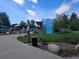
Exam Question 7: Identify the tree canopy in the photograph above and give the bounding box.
[54,12,79,32]
[0,12,11,27]
[19,21,27,29]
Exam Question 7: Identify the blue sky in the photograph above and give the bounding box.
[0,0,79,24]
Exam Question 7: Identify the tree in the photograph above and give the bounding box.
[54,12,79,32]
[53,19,61,32]
[54,14,69,32]
[27,20,30,26]
[69,12,79,30]
[54,14,62,32]
[27,20,36,29]
[30,20,35,29]
[70,12,78,21]
[19,21,27,29]
[60,15,69,28]
[0,12,11,27]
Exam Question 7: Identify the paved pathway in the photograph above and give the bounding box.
[0,34,63,59]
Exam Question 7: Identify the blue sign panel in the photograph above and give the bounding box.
[42,19,54,34]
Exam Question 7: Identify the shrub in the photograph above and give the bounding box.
[17,32,79,44]
[60,29,72,33]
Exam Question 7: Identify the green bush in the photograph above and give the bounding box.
[60,29,72,34]
[17,32,79,44]
[17,35,29,43]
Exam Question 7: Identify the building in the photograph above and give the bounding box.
[0,25,8,33]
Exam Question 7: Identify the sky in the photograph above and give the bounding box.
[0,0,79,24]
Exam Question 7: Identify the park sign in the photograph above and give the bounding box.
[42,19,54,34]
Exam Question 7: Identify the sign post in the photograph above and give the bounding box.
[27,26,30,44]
[42,19,54,34]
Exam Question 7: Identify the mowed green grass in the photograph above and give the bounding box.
[17,32,79,44]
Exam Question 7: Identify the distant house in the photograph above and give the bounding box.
[35,21,42,32]
[0,25,8,33]
[10,24,20,33]
[36,21,42,28]
[11,24,27,33]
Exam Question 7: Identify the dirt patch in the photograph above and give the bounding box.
[37,42,79,57]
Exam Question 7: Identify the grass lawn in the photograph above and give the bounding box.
[17,32,79,44]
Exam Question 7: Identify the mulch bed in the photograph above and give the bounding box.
[36,42,79,57]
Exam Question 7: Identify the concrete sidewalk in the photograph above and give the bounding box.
[0,34,63,59]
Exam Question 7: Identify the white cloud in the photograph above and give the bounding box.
[26,9,37,17]
[70,0,79,4]
[55,0,79,15]
[13,0,25,5]
[29,0,38,3]
[55,4,70,15]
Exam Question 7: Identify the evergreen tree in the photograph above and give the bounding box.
[19,21,26,29]
[0,12,11,27]
[69,12,79,30]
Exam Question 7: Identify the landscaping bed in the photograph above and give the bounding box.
[37,42,79,57]
[17,32,79,44]
[17,32,79,57]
